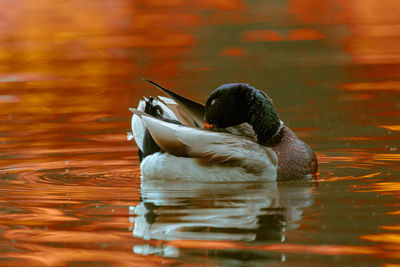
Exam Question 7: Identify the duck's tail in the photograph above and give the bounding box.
[129,97,181,162]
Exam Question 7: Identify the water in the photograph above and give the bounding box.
[0,0,399,266]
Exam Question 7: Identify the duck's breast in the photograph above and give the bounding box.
[271,126,317,180]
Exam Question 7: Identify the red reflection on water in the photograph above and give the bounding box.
[0,0,399,265]
[242,28,325,42]
[221,46,245,56]
[287,28,325,41]
[243,30,283,42]
[139,0,245,10]
[288,0,349,25]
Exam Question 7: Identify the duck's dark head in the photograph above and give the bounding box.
[204,83,281,145]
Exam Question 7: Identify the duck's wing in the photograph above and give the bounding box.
[141,115,278,174]
[144,79,205,128]
[157,96,199,128]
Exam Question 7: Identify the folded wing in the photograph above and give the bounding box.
[141,116,278,175]
[144,79,205,128]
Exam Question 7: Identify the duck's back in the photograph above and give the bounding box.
[271,126,317,180]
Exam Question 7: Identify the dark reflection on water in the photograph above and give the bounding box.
[0,0,399,266]
[132,180,313,253]
[131,180,313,264]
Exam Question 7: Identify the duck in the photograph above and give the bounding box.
[128,80,317,181]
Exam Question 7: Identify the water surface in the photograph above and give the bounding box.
[0,0,399,266]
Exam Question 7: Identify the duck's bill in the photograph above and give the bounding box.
[204,121,216,129]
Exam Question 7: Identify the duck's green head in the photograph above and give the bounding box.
[204,83,281,144]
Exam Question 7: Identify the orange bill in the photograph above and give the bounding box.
[204,121,216,129]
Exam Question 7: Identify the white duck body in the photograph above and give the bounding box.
[129,96,278,181]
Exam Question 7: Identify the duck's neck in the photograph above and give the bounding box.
[247,92,281,146]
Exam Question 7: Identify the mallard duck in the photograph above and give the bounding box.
[128,80,317,181]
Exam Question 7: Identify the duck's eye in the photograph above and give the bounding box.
[210,99,216,106]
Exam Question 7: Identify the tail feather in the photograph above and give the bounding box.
[130,97,182,162]
[143,79,205,127]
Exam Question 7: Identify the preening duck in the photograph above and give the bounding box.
[129,80,317,181]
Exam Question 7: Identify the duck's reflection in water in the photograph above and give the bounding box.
[130,178,314,262]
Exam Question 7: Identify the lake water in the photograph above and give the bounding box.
[0,0,399,266]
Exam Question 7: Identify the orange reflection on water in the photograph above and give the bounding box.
[3,243,175,267]
[0,176,142,265]
[317,149,399,171]
[288,0,400,147]
[4,229,131,243]
[317,171,382,183]
[354,182,400,195]
[373,154,400,162]
[290,0,400,65]
[360,233,400,260]
[381,225,400,231]
[380,125,400,132]
[361,234,400,245]
[0,207,79,226]
[387,210,400,215]
[339,81,400,91]
[353,177,400,260]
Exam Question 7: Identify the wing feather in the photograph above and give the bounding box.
[158,96,198,127]
[141,116,278,174]
[144,79,205,127]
